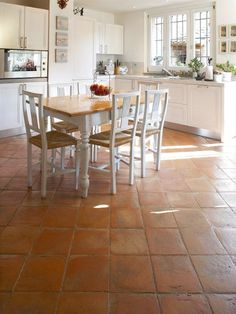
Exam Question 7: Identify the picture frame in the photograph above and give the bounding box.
[219,25,227,38]
[55,49,68,63]
[219,41,227,54]
[229,25,236,37]
[229,40,236,53]
[55,32,68,47]
[56,16,68,31]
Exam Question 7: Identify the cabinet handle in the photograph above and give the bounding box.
[20,37,24,48]
[197,85,209,88]
[19,84,23,95]
[24,37,27,48]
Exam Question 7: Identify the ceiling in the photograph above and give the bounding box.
[82,0,194,13]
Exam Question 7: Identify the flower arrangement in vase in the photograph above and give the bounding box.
[188,58,204,80]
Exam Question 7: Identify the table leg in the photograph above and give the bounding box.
[80,116,90,198]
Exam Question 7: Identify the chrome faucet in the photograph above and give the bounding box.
[162,67,173,76]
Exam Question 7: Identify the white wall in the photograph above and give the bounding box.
[48,1,114,84]
[216,0,236,64]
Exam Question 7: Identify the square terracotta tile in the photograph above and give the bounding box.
[0,177,11,189]
[195,192,228,208]
[22,191,55,206]
[111,229,148,255]
[77,207,109,228]
[110,255,155,292]
[136,178,163,193]
[10,206,47,226]
[64,256,109,291]
[159,294,212,314]
[202,208,236,228]
[0,191,27,207]
[139,192,169,207]
[111,192,140,209]
[0,226,40,254]
[4,292,58,314]
[215,228,236,254]
[0,255,25,291]
[222,168,236,179]
[57,292,108,314]
[201,167,229,180]
[16,256,65,291]
[167,192,199,208]
[180,226,226,254]
[160,178,191,192]
[152,255,202,293]
[110,293,160,314]
[142,207,177,228]
[0,293,10,313]
[80,194,112,209]
[208,294,236,314]
[32,229,73,255]
[42,207,78,228]
[146,228,187,255]
[174,208,210,228]
[192,255,236,293]
[111,207,143,229]
[220,192,236,207]
[185,177,215,192]
[210,179,236,192]
[71,229,109,255]
[51,191,82,206]
[0,207,17,226]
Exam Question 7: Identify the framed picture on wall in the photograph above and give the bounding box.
[219,41,227,54]
[56,16,68,31]
[229,25,236,37]
[55,49,68,63]
[55,32,68,47]
[219,25,227,38]
[229,40,236,53]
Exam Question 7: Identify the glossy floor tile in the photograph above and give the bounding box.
[1,129,236,313]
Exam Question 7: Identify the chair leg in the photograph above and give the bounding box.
[110,147,116,194]
[115,147,120,171]
[41,148,47,198]
[156,133,162,171]
[51,149,56,173]
[61,147,65,170]
[27,142,33,188]
[75,144,80,190]
[129,141,135,185]
[141,136,146,178]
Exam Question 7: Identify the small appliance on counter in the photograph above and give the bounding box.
[104,59,114,75]
[0,49,48,79]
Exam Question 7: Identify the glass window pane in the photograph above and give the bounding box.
[151,16,164,66]
[194,11,211,64]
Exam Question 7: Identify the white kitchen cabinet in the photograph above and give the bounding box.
[0,2,48,50]
[0,81,47,138]
[96,23,123,55]
[72,17,95,80]
[161,82,188,125]
[188,85,222,134]
[115,78,135,91]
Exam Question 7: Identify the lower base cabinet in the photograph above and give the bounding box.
[0,81,47,138]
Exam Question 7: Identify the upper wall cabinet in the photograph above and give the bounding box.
[0,3,48,50]
[95,23,123,55]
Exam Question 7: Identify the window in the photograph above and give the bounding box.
[151,17,164,66]
[169,14,187,66]
[194,11,211,64]
[148,5,214,70]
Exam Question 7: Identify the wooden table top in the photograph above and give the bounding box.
[43,95,112,117]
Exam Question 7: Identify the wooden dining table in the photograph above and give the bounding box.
[43,94,113,198]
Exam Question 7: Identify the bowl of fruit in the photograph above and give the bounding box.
[90,83,111,98]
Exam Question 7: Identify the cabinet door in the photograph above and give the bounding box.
[161,82,187,104]
[0,83,23,131]
[72,17,95,79]
[105,24,123,55]
[115,78,134,91]
[188,85,222,133]
[0,3,24,49]
[95,22,105,54]
[166,103,188,125]
[24,7,48,50]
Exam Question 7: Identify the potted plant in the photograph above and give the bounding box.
[213,69,223,83]
[188,58,204,80]
[216,61,235,81]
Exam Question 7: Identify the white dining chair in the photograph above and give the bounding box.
[22,90,80,198]
[89,91,141,194]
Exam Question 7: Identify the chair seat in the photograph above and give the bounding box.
[51,121,79,133]
[89,130,132,148]
[124,122,160,137]
[29,130,77,149]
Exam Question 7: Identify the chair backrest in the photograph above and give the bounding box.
[22,90,47,146]
[143,89,169,132]
[48,83,73,97]
[110,91,140,145]
[137,80,160,93]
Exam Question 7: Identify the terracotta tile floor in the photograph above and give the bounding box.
[1,129,236,313]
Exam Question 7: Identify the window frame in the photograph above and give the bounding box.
[147,4,215,72]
